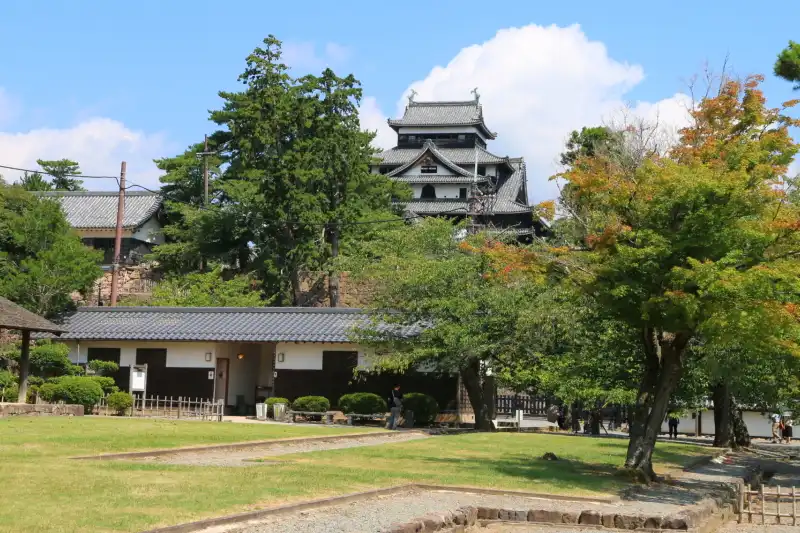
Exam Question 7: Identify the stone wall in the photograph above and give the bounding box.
[0,403,84,417]
[77,265,162,306]
[297,271,376,308]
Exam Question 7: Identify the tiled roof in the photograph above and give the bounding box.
[388,99,496,139]
[44,307,413,343]
[36,191,162,230]
[387,141,473,178]
[402,200,468,215]
[375,146,507,166]
[0,297,65,333]
[393,175,485,184]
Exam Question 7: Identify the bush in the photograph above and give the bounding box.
[106,391,133,415]
[51,377,104,413]
[88,360,119,376]
[265,396,289,417]
[0,370,18,402]
[402,393,440,426]
[291,396,330,413]
[37,382,60,402]
[338,392,386,414]
[29,341,74,378]
[87,376,119,395]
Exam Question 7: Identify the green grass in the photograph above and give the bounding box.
[0,417,709,533]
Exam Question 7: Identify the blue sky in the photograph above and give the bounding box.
[0,0,797,199]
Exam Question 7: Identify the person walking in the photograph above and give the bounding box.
[771,411,783,443]
[668,415,679,440]
[387,384,403,430]
[784,414,794,444]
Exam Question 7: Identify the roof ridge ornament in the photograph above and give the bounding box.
[408,89,418,104]
[471,87,480,103]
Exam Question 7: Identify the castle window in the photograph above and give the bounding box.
[421,184,436,199]
[459,187,467,199]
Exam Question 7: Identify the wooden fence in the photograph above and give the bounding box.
[93,395,223,421]
[496,394,550,417]
[739,484,800,525]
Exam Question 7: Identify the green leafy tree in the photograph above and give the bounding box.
[19,171,52,191]
[345,218,543,430]
[153,36,403,304]
[548,75,800,479]
[0,184,102,316]
[775,41,800,90]
[37,159,84,191]
[144,267,265,307]
[559,126,623,167]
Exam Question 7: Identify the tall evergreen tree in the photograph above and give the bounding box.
[37,159,84,191]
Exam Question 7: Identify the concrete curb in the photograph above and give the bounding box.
[138,485,613,533]
[71,429,420,460]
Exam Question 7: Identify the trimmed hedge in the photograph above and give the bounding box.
[107,391,133,415]
[291,396,330,413]
[265,396,289,417]
[51,377,104,414]
[403,393,440,426]
[338,392,386,414]
[87,376,119,395]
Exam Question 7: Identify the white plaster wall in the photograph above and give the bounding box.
[398,126,487,141]
[658,410,777,438]
[131,217,165,245]
[274,343,367,370]
[63,340,216,368]
[410,183,466,199]
[216,343,263,405]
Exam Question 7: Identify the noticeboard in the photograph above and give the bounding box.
[130,364,147,392]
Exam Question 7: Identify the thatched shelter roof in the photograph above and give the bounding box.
[0,297,65,334]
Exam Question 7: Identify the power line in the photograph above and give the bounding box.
[0,163,119,180]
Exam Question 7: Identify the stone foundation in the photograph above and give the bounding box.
[0,402,84,417]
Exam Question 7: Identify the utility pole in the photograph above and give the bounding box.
[110,161,126,306]
[197,134,215,206]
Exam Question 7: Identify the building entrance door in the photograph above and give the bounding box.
[214,358,229,406]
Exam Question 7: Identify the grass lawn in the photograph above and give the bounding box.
[0,417,709,533]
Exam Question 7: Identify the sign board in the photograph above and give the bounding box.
[208,370,214,380]
[130,364,147,393]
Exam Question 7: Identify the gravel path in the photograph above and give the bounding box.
[132,431,429,467]
[716,521,800,533]
[209,488,692,533]
[477,525,598,532]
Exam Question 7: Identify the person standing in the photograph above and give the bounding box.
[771,411,783,443]
[784,414,794,444]
[668,415,679,440]
[387,384,403,430]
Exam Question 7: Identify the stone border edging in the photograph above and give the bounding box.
[70,429,416,460]
[138,485,614,533]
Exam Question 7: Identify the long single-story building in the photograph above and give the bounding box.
[49,306,456,415]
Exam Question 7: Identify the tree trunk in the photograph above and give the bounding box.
[589,408,601,435]
[460,360,493,431]
[624,329,688,482]
[732,405,751,448]
[17,330,30,403]
[712,383,733,448]
[328,224,340,307]
[290,269,303,306]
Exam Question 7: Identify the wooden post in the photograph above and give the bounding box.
[793,486,796,526]
[778,485,782,524]
[178,396,182,419]
[748,484,753,523]
[109,161,126,306]
[761,484,766,525]
[16,330,31,403]
[739,485,745,523]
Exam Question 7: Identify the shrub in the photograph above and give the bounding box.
[291,396,330,413]
[29,341,74,378]
[0,370,18,402]
[106,391,133,415]
[87,376,119,395]
[37,382,60,402]
[402,393,440,426]
[88,360,119,376]
[51,377,104,413]
[265,396,289,417]
[338,392,386,414]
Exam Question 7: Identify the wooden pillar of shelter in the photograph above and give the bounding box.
[17,330,31,403]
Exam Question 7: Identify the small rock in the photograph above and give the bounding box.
[661,516,689,530]
[602,513,616,528]
[643,517,662,529]
[562,512,579,524]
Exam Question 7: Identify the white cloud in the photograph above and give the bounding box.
[359,96,395,150]
[364,24,692,202]
[0,115,172,191]
[283,41,351,72]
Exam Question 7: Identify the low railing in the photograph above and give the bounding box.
[93,395,223,422]
[739,484,800,525]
